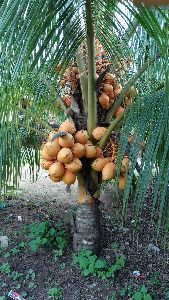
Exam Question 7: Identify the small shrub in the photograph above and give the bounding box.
[28,221,69,252]
[73,250,125,279]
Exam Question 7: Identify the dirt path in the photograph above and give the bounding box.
[15,168,78,206]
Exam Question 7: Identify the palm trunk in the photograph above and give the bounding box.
[72,174,101,255]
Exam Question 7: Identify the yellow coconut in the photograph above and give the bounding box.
[74,130,89,145]
[49,161,65,178]
[84,143,97,158]
[65,158,82,172]
[102,162,116,180]
[91,157,111,172]
[48,131,57,141]
[103,84,113,95]
[95,147,103,158]
[58,120,76,134]
[71,143,85,158]
[49,175,62,182]
[41,149,54,161]
[58,133,74,148]
[92,127,107,141]
[57,148,73,164]
[118,176,126,190]
[62,170,76,185]
[44,140,61,158]
[115,106,125,118]
[41,159,54,170]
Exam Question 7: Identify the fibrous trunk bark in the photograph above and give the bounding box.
[73,202,101,255]
[72,175,101,255]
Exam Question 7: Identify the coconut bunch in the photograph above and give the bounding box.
[56,63,80,108]
[90,126,128,189]
[40,121,104,185]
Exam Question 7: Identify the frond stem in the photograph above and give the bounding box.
[99,112,124,150]
[86,0,97,138]
[76,46,88,112]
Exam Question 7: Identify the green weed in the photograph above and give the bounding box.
[73,250,125,279]
[28,221,69,252]
[132,285,153,300]
[48,286,63,299]
[0,262,11,275]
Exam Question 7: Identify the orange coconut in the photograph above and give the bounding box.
[99,92,110,108]
[114,84,122,98]
[41,149,54,161]
[109,93,115,102]
[71,143,85,158]
[104,73,115,85]
[62,170,76,185]
[62,95,72,107]
[92,127,107,141]
[91,157,111,172]
[95,147,103,158]
[60,79,66,86]
[121,157,129,173]
[44,140,60,158]
[102,102,111,110]
[41,159,54,170]
[72,67,78,74]
[118,176,126,190]
[49,161,65,178]
[102,162,116,180]
[103,84,113,95]
[65,68,71,79]
[57,148,73,164]
[58,133,74,148]
[74,130,89,145]
[58,121,76,134]
[84,143,97,158]
[48,131,57,141]
[49,175,62,182]
[115,106,125,118]
[65,158,82,172]
[126,86,137,98]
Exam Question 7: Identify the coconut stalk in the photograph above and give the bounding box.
[86,0,97,139]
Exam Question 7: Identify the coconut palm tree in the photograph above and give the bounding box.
[0,0,168,253]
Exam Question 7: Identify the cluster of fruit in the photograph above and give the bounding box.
[98,72,123,111]
[41,121,102,185]
[40,121,127,189]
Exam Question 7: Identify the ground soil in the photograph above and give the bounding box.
[0,170,169,299]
